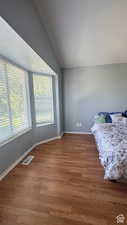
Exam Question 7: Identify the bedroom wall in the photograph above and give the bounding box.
[0,0,63,175]
[63,64,127,133]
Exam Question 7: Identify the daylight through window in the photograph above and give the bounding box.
[0,58,31,144]
[33,74,54,125]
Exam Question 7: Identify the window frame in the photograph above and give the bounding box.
[33,73,55,127]
[0,57,32,146]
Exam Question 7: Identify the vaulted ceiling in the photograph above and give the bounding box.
[34,0,127,68]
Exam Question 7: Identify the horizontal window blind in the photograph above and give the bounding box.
[0,59,11,141]
[33,75,54,124]
[0,58,30,144]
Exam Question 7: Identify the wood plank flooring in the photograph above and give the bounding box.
[0,134,127,225]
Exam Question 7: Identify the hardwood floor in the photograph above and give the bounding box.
[0,134,127,225]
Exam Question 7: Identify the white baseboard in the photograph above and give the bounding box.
[34,136,61,146]
[60,132,64,137]
[0,136,61,181]
[64,131,92,135]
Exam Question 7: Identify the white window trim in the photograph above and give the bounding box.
[36,123,56,128]
[24,71,32,128]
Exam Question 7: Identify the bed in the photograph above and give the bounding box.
[91,121,127,181]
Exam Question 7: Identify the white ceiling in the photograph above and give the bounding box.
[34,0,127,68]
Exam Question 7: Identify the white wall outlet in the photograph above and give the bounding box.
[76,122,82,127]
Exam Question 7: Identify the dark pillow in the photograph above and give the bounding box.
[123,111,127,118]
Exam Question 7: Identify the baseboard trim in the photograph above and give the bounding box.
[34,136,61,147]
[60,132,64,137]
[64,131,92,135]
[0,136,62,181]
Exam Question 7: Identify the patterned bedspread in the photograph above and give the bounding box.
[91,123,127,180]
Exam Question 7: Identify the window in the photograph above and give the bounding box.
[33,74,54,125]
[0,58,31,144]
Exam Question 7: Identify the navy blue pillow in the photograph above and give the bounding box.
[123,111,127,118]
[98,112,121,123]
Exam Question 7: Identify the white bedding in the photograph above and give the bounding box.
[91,122,127,180]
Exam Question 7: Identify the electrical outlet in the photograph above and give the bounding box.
[76,122,82,127]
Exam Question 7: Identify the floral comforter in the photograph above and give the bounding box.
[91,123,127,180]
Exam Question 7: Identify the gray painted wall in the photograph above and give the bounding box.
[63,64,127,132]
[0,0,63,175]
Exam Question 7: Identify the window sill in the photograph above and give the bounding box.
[36,123,56,128]
[0,127,32,148]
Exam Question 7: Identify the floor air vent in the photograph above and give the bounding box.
[21,155,35,165]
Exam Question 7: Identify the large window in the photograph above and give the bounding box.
[33,74,54,125]
[0,58,31,144]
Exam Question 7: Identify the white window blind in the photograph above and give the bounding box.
[33,74,54,125]
[0,59,11,141]
[0,58,30,144]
